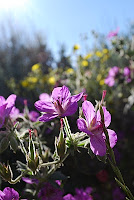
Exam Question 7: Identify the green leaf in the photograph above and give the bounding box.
[10,137,19,152]
[0,137,9,153]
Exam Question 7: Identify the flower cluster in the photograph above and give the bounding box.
[0,85,122,200]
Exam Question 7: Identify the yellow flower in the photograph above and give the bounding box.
[95,51,103,57]
[21,80,29,87]
[84,53,92,60]
[31,63,41,71]
[99,79,105,85]
[73,44,80,51]
[102,48,109,54]
[101,55,109,63]
[96,74,102,81]
[48,76,56,85]
[81,60,88,67]
[27,77,38,83]
[66,68,74,74]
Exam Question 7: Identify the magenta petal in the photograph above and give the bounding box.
[22,177,39,184]
[105,77,115,87]
[62,102,78,117]
[90,134,106,156]
[107,129,117,148]
[52,85,71,101]
[0,104,7,128]
[51,87,62,100]
[39,93,51,101]
[0,190,5,198]
[97,107,111,127]
[6,94,16,108]
[39,113,58,122]
[0,96,5,106]
[82,101,95,126]
[77,118,92,135]
[63,194,75,200]
[61,85,71,99]
[70,92,83,102]
[34,101,55,113]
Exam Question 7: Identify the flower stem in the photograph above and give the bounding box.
[100,105,134,199]
[103,127,134,200]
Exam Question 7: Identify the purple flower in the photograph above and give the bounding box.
[77,101,117,156]
[63,187,93,200]
[9,106,20,121]
[63,194,75,200]
[28,111,39,122]
[112,187,125,200]
[124,67,131,83]
[105,76,115,87]
[39,93,51,101]
[0,187,19,200]
[105,66,119,87]
[38,182,63,200]
[35,85,83,122]
[22,177,39,184]
[109,66,119,77]
[124,67,130,76]
[74,187,93,200]
[107,27,119,39]
[0,95,16,128]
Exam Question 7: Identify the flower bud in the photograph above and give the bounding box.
[28,153,39,173]
[41,149,50,163]
[28,159,37,172]
[0,163,13,182]
[28,130,35,161]
[99,105,104,124]
[56,128,66,159]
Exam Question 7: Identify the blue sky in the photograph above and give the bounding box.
[0,0,134,58]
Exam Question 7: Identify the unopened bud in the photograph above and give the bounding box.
[56,129,66,159]
[99,105,104,124]
[0,163,13,182]
[28,153,39,172]
[60,118,63,128]
[41,149,50,163]
[101,90,107,104]
[24,99,27,106]
[29,129,32,139]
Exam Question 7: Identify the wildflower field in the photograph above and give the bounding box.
[1,26,134,200]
